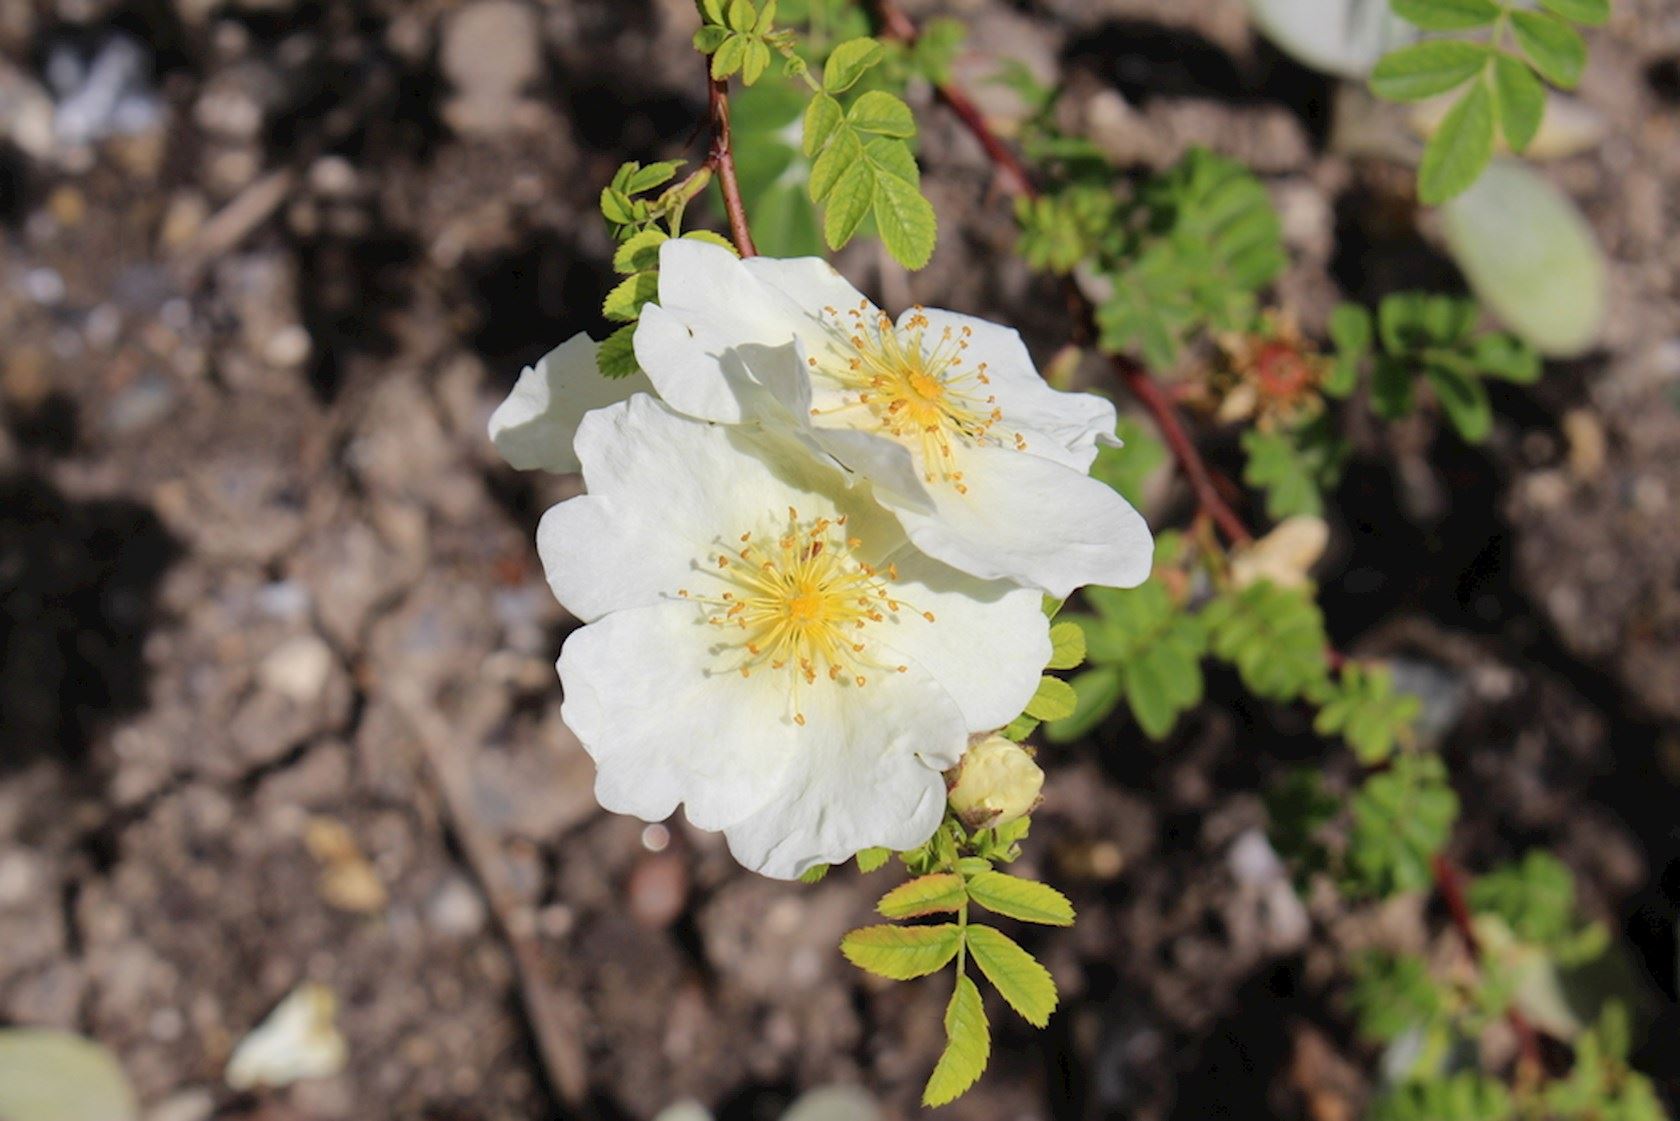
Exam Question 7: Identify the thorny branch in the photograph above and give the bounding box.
[870,0,1548,1073]
[706,71,758,258]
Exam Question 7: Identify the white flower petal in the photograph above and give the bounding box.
[559,602,802,830]
[633,302,769,424]
[887,445,1155,598]
[741,255,873,345]
[909,308,1118,471]
[873,549,1050,731]
[539,394,850,621]
[720,655,961,878]
[488,334,650,473]
[809,426,935,513]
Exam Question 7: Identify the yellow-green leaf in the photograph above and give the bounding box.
[711,33,747,79]
[841,924,962,980]
[1047,620,1086,670]
[808,125,861,203]
[1491,54,1545,153]
[877,873,967,919]
[923,975,990,1107]
[823,37,884,94]
[802,92,843,157]
[741,38,772,86]
[965,925,1058,1026]
[1511,10,1586,88]
[799,863,830,884]
[871,167,936,269]
[1370,40,1489,102]
[846,90,916,137]
[1023,675,1077,722]
[823,160,875,249]
[966,870,1076,927]
[602,271,659,322]
[856,847,893,873]
[611,228,667,274]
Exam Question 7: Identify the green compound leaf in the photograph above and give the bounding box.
[1391,0,1500,30]
[923,974,990,1107]
[1023,675,1078,722]
[1418,78,1496,204]
[597,323,640,379]
[1537,0,1609,26]
[856,847,894,873]
[1370,41,1490,102]
[965,925,1058,1027]
[1311,662,1421,765]
[1492,53,1546,153]
[602,271,660,322]
[966,871,1076,926]
[1511,10,1587,88]
[846,90,917,138]
[1468,850,1578,948]
[877,873,967,919]
[1046,621,1087,671]
[841,924,963,980]
[1203,581,1330,702]
[1242,428,1324,519]
[1346,753,1459,897]
[823,37,885,93]
[611,228,668,274]
[801,92,843,158]
[1349,949,1447,1043]
[1052,580,1208,741]
[871,166,938,269]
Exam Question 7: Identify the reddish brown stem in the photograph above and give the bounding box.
[1433,854,1546,1076]
[706,73,757,258]
[869,0,1251,546]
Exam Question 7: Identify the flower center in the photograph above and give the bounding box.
[808,304,1029,493]
[677,507,936,726]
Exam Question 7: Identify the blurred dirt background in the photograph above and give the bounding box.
[2,0,1679,1118]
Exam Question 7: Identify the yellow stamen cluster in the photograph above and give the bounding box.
[808,303,1023,493]
[677,507,936,726]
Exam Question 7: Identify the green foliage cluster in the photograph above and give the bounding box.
[1330,293,1539,443]
[1240,415,1348,519]
[840,815,1070,1106]
[1372,0,1610,203]
[597,160,739,377]
[1051,577,1207,742]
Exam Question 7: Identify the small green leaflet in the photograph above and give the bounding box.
[1536,0,1609,25]
[1023,675,1078,722]
[1511,10,1587,89]
[965,926,1058,1027]
[823,37,885,93]
[856,846,893,873]
[1046,621,1086,670]
[841,924,963,980]
[1391,0,1500,31]
[1492,55,1546,154]
[597,324,640,379]
[876,873,967,919]
[1048,666,1123,742]
[1419,77,1496,205]
[923,975,989,1107]
[602,271,659,322]
[612,228,667,274]
[1310,663,1420,765]
[1370,41,1490,103]
[966,871,1076,926]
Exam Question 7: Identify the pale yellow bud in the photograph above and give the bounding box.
[946,735,1044,832]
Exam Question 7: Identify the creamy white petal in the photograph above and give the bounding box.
[741,255,873,348]
[872,548,1050,731]
[633,301,768,424]
[808,426,936,513]
[720,651,963,878]
[559,603,800,830]
[488,334,651,473]
[885,445,1155,598]
[909,308,1118,471]
[539,395,853,621]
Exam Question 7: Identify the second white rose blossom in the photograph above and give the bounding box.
[541,394,1050,879]
[634,239,1155,598]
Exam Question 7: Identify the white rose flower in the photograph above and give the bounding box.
[487,332,652,474]
[633,240,1155,598]
[542,394,1051,878]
